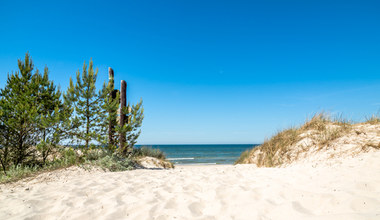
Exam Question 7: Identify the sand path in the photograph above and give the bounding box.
[1,151,380,220]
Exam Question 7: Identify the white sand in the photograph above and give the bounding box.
[1,151,380,220]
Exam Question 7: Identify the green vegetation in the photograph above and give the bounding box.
[0,53,65,173]
[235,113,371,167]
[132,146,167,160]
[0,146,172,183]
[234,149,250,164]
[0,53,160,183]
[84,150,135,172]
[64,60,104,149]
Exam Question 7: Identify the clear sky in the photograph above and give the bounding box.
[0,0,379,144]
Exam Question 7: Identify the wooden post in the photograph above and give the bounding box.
[120,80,127,153]
[108,67,115,147]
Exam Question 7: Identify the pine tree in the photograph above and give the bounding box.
[94,68,144,155]
[33,68,63,163]
[0,101,13,174]
[0,53,63,172]
[98,72,120,151]
[64,60,103,149]
[117,99,144,155]
[0,53,40,166]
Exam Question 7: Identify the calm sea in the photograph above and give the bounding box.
[136,144,258,165]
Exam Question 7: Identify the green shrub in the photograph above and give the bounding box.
[132,146,166,159]
[91,153,135,171]
[85,149,107,161]
[0,165,39,183]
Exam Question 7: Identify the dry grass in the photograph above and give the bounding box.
[234,150,250,164]
[365,115,380,124]
[235,113,355,167]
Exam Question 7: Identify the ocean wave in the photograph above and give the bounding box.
[167,157,194,160]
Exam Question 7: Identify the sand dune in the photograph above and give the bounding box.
[1,151,380,220]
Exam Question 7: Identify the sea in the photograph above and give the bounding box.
[135,144,258,165]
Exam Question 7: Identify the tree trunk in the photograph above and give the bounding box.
[108,67,115,148]
[86,99,90,148]
[16,130,24,166]
[0,156,6,176]
[120,80,127,154]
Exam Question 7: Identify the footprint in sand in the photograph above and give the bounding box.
[84,198,97,206]
[164,197,177,209]
[148,204,159,217]
[115,194,125,205]
[292,201,313,215]
[188,201,205,217]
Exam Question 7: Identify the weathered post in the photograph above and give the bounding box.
[119,80,127,153]
[108,67,115,147]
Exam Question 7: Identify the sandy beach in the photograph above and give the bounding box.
[0,151,379,220]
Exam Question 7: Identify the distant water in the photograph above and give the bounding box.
[136,144,258,165]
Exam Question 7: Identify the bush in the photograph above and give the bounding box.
[0,165,39,183]
[85,149,107,161]
[132,146,166,159]
[90,153,135,171]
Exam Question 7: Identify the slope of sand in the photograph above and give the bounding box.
[1,151,380,220]
[241,120,380,167]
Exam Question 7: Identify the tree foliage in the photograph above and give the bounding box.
[63,60,103,149]
[118,99,144,155]
[0,53,144,176]
[0,53,63,173]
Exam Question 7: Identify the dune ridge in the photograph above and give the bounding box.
[237,114,380,167]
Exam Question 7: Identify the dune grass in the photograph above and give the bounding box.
[235,113,355,167]
[132,146,167,160]
[0,146,171,184]
[0,148,81,183]
[365,114,380,124]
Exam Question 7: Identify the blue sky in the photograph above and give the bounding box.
[0,0,379,144]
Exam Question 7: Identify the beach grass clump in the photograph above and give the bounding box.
[0,146,173,183]
[89,153,135,172]
[132,146,167,160]
[365,115,380,124]
[235,113,356,167]
[301,113,330,132]
[240,127,301,167]
[0,147,84,183]
[0,165,39,183]
[235,150,250,164]
[84,149,108,161]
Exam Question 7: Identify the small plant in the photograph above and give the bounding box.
[0,165,39,183]
[302,113,330,131]
[234,150,250,165]
[89,153,135,172]
[132,146,166,160]
[85,149,107,161]
[365,115,380,124]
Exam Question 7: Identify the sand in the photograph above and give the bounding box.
[1,151,380,220]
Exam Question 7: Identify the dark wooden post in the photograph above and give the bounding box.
[120,80,127,152]
[108,67,115,147]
